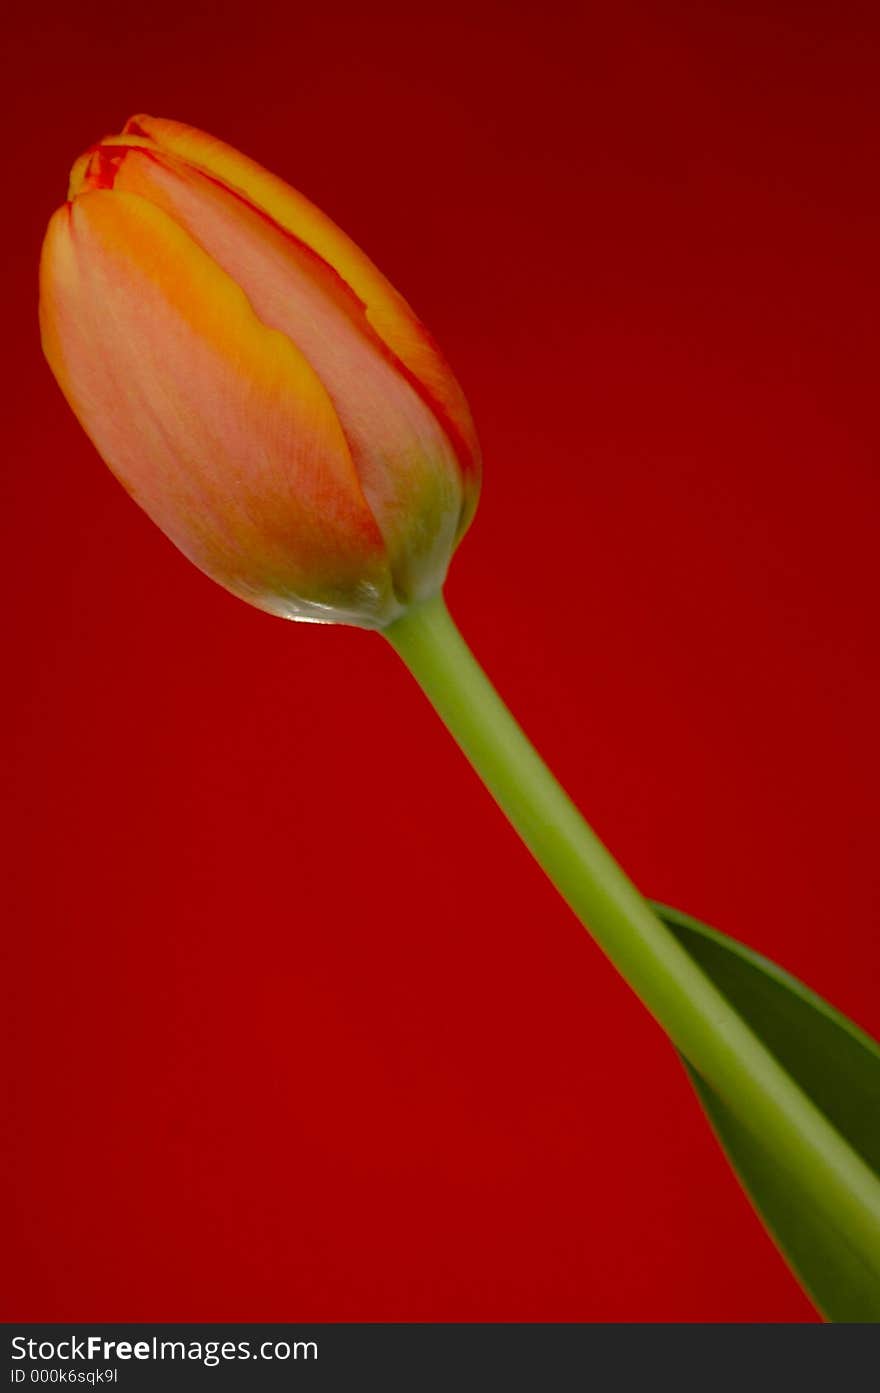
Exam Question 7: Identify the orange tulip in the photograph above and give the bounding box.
[38,121,880,1326]
[39,116,481,626]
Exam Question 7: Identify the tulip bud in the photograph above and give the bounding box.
[39,116,481,627]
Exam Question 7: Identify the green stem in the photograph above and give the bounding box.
[384,593,880,1285]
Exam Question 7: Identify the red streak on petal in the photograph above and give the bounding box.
[77,144,141,193]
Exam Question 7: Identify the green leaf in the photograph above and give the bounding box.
[651,901,880,1322]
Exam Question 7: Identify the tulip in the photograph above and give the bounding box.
[39,116,481,627]
[39,118,880,1322]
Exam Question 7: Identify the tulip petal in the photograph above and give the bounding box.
[40,190,394,624]
[121,115,481,515]
[94,146,464,605]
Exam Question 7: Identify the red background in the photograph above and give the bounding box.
[4,0,879,1322]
